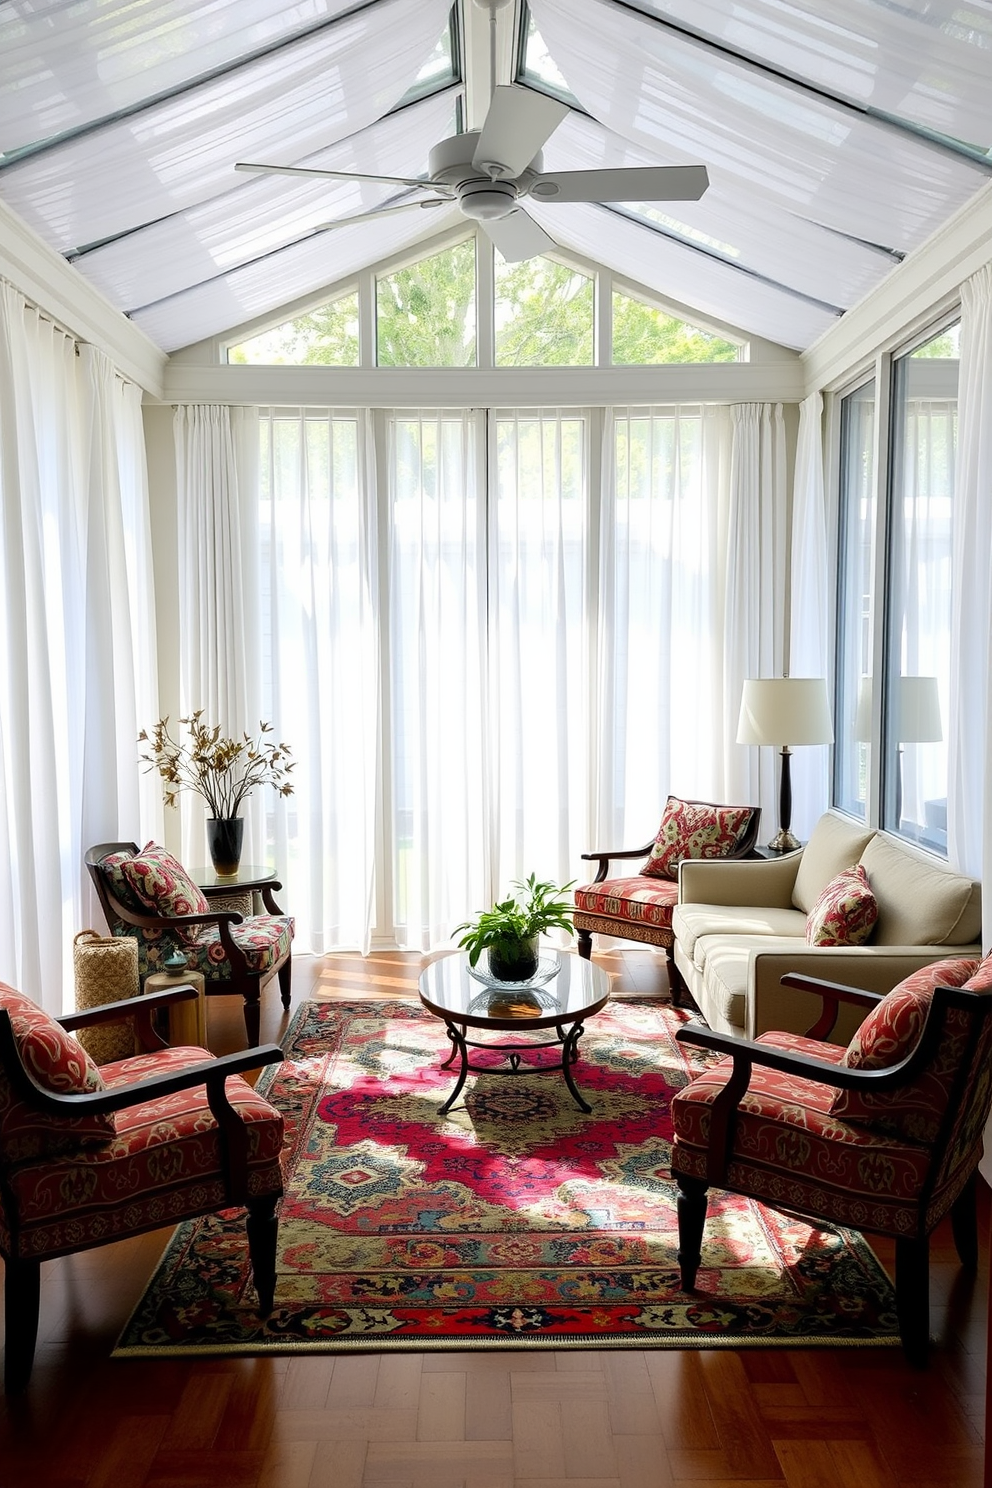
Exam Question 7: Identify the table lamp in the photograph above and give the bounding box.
[737,677,834,851]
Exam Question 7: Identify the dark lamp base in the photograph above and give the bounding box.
[767,827,801,853]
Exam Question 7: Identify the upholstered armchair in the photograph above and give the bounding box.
[670,955,992,1366]
[574,797,760,986]
[86,841,293,1045]
[0,978,285,1390]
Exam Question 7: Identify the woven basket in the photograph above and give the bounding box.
[72,930,140,1064]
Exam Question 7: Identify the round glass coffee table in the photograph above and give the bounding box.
[418,951,610,1115]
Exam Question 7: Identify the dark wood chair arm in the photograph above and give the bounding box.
[778,972,884,1040]
[259,881,285,915]
[57,985,197,1031]
[59,985,198,1052]
[107,897,242,932]
[579,844,654,884]
[0,1010,283,1119]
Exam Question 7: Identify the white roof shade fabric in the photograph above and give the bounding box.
[1,0,990,354]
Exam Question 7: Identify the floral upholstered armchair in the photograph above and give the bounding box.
[670,953,992,1366]
[85,841,293,1045]
[0,978,284,1390]
[574,797,760,988]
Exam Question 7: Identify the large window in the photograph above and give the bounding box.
[883,325,958,851]
[834,379,876,820]
[832,322,958,854]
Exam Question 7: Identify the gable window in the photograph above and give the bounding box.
[376,239,477,368]
[227,291,360,366]
[612,288,740,365]
[494,256,594,366]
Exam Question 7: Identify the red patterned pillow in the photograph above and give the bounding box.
[829,958,979,1136]
[805,864,878,946]
[0,982,115,1160]
[963,952,992,992]
[641,798,754,881]
[121,843,211,942]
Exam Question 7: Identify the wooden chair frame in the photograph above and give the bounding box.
[672,972,988,1367]
[85,841,292,1045]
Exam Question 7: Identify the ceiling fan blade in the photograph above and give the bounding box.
[235,160,441,192]
[313,200,451,230]
[481,208,557,264]
[473,85,570,179]
[528,164,709,204]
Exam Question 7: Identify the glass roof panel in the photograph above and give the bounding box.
[0,0,453,250]
[528,0,989,253]
[0,0,376,154]
[527,199,838,349]
[540,112,898,312]
[70,92,459,315]
[130,208,464,352]
[616,0,992,148]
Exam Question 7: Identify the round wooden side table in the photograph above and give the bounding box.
[143,969,208,1048]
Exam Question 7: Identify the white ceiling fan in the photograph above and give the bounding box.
[235,0,708,264]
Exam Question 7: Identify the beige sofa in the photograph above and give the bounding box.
[670,811,983,1043]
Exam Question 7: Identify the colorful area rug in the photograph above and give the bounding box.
[115,997,899,1356]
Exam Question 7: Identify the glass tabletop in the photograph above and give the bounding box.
[419,951,610,1030]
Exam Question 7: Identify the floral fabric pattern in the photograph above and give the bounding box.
[963,952,992,992]
[641,798,755,881]
[574,877,678,926]
[5,1043,285,1261]
[804,864,878,946]
[112,914,294,982]
[120,843,211,943]
[0,983,114,1161]
[831,959,980,1140]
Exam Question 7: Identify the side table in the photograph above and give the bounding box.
[192,864,283,918]
[143,969,208,1048]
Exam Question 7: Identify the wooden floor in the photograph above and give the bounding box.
[1,949,989,1488]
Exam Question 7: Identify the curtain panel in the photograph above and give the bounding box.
[0,281,158,1010]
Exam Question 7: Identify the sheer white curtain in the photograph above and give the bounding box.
[788,392,831,839]
[257,409,379,953]
[724,403,788,818]
[596,405,733,847]
[174,404,262,866]
[0,282,157,1010]
[949,265,992,930]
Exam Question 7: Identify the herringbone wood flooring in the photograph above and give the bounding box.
[1,950,988,1488]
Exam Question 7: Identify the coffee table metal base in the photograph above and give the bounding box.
[437,1018,591,1114]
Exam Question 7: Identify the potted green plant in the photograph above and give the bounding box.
[455,873,575,982]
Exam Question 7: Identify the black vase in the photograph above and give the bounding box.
[206,817,244,877]
[487,936,540,983]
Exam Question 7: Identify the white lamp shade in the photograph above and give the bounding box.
[853,675,942,743]
[737,677,834,747]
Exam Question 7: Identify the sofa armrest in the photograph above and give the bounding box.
[677,851,802,908]
[746,945,980,1042]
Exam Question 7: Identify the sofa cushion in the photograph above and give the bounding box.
[831,958,979,1140]
[791,813,875,913]
[0,983,115,1162]
[641,797,755,881]
[805,865,878,947]
[858,834,980,946]
[671,903,807,964]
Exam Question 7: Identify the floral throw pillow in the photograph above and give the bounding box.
[963,952,992,992]
[0,982,115,1160]
[121,843,211,943]
[829,958,979,1135]
[641,797,755,881]
[804,864,878,946]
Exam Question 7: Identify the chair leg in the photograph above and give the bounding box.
[675,1174,708,1290]
[243,994,261,1047]
[950,1173,978,1271]
[895,1235,930,1368]
[576,929,592,960]
[278,956,292,1010]
[4,1257,41,1392]
[246,1194,280,1316]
